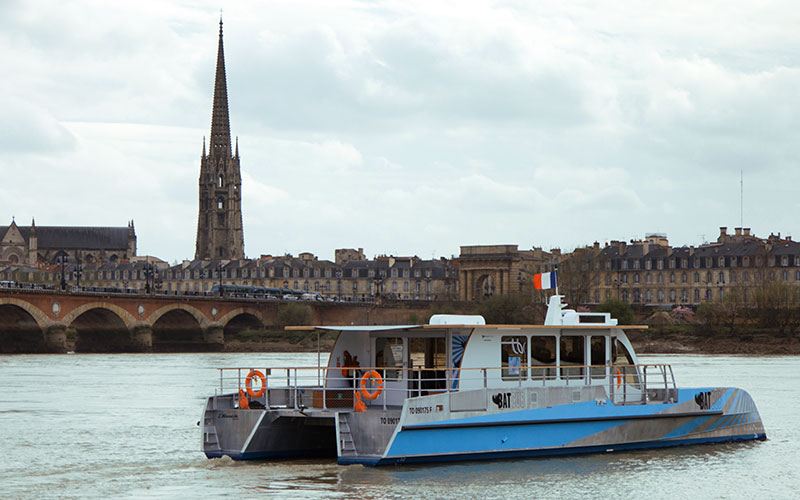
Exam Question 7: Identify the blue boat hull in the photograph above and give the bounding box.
[341,387,766,466]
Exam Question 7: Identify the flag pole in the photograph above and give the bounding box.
[554,264,559,297]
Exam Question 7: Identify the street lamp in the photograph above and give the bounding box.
[59,252,68,291]
[76,252,82,290]
[218,261,223,296]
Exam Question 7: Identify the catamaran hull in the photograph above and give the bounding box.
[340,387,766,466]
[202,400,337,460]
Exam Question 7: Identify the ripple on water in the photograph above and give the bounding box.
[0,352,797,500]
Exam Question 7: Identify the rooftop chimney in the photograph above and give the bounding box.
[744,228,751,237]
[720,226,728,236]
[735,227,742,236]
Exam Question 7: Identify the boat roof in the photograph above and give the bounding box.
[286,324,648,332]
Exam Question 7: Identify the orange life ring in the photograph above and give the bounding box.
[615,368,622,390]
[359,370,384,400]
[245,369,267,398]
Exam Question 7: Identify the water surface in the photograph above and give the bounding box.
[1,353,797,499]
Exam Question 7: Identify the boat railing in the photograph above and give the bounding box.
[215,363,677,411]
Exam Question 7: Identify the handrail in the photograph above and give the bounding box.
[216,363,676,409]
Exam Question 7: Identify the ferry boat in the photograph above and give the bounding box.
[201,295,766,465]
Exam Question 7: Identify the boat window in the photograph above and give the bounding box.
[409,337,446,369]
[501,336,528,381]
[590,336,606,379]
[376,337,404,380]
[409,337,447,392]
[530,336,556,380]
[612,338,640,389]
[560,336,585,380]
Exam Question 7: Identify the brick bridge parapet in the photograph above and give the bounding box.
[0,288,446,352]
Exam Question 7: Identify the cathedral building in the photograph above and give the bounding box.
[195,19,245,261]
[0,218,136,266]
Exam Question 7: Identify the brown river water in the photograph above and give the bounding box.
[0,353,797,499]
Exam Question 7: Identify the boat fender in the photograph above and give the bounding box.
[354,392,367,412]
[245,369,267,398]
[238,389,250,410]
[360,370,384,400]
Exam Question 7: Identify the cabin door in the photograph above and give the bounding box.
[373,336,407,406]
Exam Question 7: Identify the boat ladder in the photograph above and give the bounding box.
[202,407,221,454]
[338,414,357,457]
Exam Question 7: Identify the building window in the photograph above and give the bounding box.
[644,260,650,270]
[392,269,398,278]
[217,198,224,209]
[645,290,652,302]
[657,274,663,284]
[694,289,700,301]
[782,270,788,281]
[605,275,611,286]
[706,272,712,282]
[622,261,628,270]
[682,259,688,269]
[634,260,640,270]
[404,281,409,291]
[743,256,750,266]
[681,290,688,302]
[694,272,700,283]
[782,256,789,267]
[669,259,676,269]
[731,257,737,268]
[634,274,639,283]
[293,268,299,278]
[681,272,687,283]
[325,268,331,278]
[657,260,663,270]
[719,257,725,267]
[669,290,676,302]
[218,175,224,188]
[694,258,700,269]
[719,272,724,283]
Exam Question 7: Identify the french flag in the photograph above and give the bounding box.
[533,271,557,290]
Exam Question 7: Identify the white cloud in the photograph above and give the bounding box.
[2,0,800,262]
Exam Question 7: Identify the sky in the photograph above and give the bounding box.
[2,0,799,264]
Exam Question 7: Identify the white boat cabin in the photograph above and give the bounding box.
[309,296,646,406]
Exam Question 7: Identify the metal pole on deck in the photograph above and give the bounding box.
[317,331,321,386]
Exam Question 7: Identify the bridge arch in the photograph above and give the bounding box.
[0,297,50,331]
[62,302,137,329]
[147,304,208,351]
[145,304,210,329]
[0,298,48,353]
[219,308,265,338]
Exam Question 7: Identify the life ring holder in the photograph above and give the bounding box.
[360,370,384,400]
[246,369,267,398]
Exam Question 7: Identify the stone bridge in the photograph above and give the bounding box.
[0,288,432,353]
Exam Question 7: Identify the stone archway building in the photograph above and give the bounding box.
[458,245,559,301]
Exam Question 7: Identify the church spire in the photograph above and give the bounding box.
[210,18,231,157]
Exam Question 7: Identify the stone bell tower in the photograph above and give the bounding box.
[195,19,245,261]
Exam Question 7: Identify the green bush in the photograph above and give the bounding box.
[276,303,313,327]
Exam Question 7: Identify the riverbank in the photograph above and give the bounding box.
[628,329,800,355]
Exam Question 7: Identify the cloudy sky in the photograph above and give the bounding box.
[2,1,799,263]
